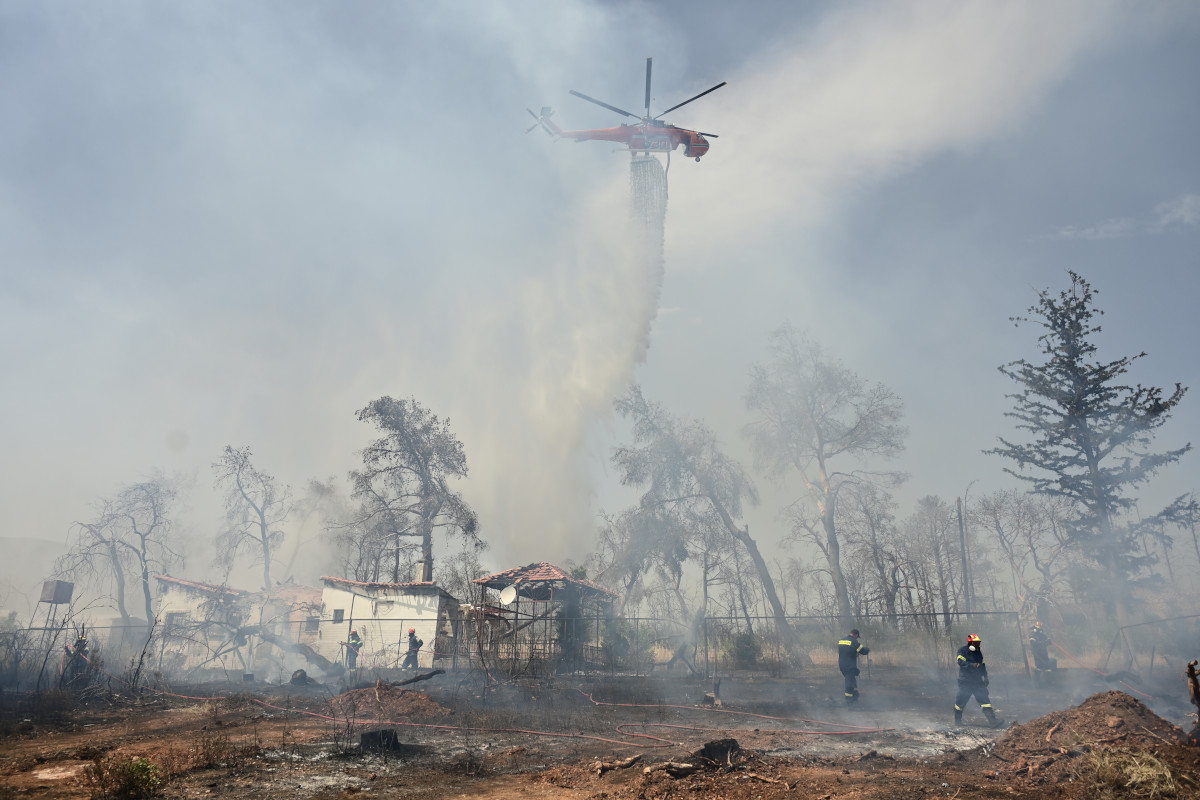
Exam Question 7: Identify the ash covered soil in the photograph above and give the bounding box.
[3,670,1198,800]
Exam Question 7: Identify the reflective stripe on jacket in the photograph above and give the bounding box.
[957,644,987,681]
[838,638,868,672]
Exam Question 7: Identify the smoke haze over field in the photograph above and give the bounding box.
[2,2,1199,609]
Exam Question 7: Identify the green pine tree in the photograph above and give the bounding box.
[988,271,1193,613]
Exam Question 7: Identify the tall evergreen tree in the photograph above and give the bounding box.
[988,271,1193,610]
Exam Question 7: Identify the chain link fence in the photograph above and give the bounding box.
[445,610,1030,680]
[4,611,1033,687]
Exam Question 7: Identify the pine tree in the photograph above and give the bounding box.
[988,272,1193,610]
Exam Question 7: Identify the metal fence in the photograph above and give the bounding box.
[1099,614,1200,684]
[2,610,1035,687]
[434,610,1030,680]
[595,611,1029,680]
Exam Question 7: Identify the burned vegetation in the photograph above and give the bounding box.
[3,652,1200,800]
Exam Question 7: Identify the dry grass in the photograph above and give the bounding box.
[1072,748,1178,799]
[156,729,260,781]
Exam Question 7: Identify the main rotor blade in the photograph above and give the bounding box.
[696,132,719,138]
[569,90,638,119]
[655,81,727,118]
[644,57,653,118]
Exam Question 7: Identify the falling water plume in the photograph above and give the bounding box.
[627,154,668,360]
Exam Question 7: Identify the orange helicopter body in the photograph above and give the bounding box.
[540,118,712,160]
[527,57,723,162]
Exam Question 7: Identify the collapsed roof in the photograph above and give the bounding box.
[473,562,616,604]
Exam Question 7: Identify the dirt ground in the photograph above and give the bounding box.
[2,667,1198,800]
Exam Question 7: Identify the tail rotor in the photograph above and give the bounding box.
[525,107,558,137]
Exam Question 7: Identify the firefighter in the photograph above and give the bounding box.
[72,632,89,660]
[837,629,870,706]
[62,631,90,687]
[955,633,999,727]
[346,629,363,670]
[1028,621,1056,682]
[402,627,423,670]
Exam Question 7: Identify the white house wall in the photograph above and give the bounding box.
[317,584,446,671]
[155,584,251,678]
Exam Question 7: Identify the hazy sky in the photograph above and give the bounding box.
[2,1,1198,609]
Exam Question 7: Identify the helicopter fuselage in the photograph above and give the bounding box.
[554,122,711,159]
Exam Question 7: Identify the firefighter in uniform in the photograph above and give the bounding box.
[837,629,870,706]
[62,631,90,687]
[955,633,999,727]
[346,629,363,670]
[402,628,422,670]
[1028,621,1056,683]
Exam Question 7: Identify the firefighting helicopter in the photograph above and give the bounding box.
[526,57,725,161]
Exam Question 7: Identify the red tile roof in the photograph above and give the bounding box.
[153,574,249,598]
[320,576,437,590]
[267,585,323,605]
[473,562,616,597]
[319,576,458,604]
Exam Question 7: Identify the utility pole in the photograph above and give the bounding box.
[957,497,971,615]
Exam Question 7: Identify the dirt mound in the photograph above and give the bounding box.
[976,691,1191,790]
[325,681,452,723]
[995,691,1182,758]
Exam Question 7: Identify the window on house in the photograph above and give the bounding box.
[304,616,319,633]
[332,609,344,624]
[165,612,188,630]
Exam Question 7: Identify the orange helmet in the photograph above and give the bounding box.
[408,628,416,634]
[967,634,981,644]
[1033,621,1043,629]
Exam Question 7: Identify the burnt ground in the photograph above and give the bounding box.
[2,666,1198,800]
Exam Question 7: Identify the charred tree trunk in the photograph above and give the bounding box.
[257,504,273,589]
[108,540,132,624]
[710,499,809,666]
[821,504,853,629]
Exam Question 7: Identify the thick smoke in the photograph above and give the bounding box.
[444,153,672,565]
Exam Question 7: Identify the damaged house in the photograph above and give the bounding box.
[154,575,323,680]
[468,562,616,673]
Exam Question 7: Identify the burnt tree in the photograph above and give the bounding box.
[610,386,809,666]
[351,396,481,583]
[213,446,292,590]
[745,326,906,628]
[59,475,184,627]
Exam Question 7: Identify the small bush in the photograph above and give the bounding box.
[85,755,162,799]
[729,632,761,669]
[1073,748,1177,799]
